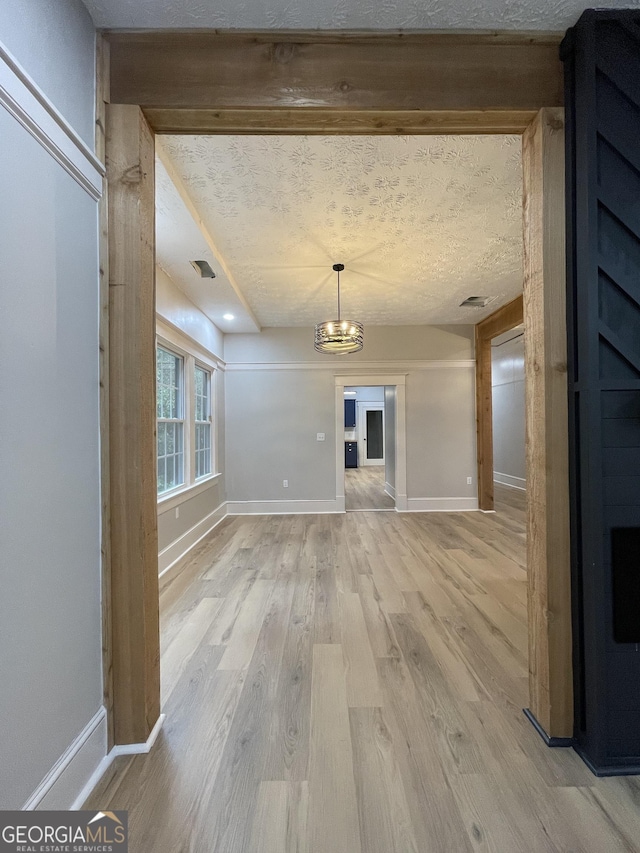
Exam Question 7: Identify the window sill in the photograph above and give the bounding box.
[157,472,222,513]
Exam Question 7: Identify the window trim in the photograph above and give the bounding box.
[194,362,213,481]
[156,329,220,502]
[157,472,222,512]
[156,344,186,495]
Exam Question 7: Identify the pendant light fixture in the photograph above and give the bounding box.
[314,263,364,354]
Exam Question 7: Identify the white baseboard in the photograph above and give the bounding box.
[395,493,408,512]
[227,498,343,515]
[404,497,479,512]
[23,709,166,811]
[384,482,396,499]
[71,714,166,810]
[23,708,107,811]
[158,502,227,578]
[493,472,526,491]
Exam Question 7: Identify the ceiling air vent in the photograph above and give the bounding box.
[460,296,494,308]
[190,260,216,279]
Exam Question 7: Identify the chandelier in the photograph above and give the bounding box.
[314,263,364,355]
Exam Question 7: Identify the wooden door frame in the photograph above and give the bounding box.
[475,295,525,512]
[99,30,571,747]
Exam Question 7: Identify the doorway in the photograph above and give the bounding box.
[343,386,392,510]
[103,31,570,746]
[336,376,407,514]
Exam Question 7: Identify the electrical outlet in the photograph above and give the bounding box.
[175,507,180,518]
[283,479,289,488]
[317,432,325,441]
[467,477,473,485]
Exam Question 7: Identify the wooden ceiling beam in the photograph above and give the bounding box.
[141,108,539,135]
[104,30,563,133]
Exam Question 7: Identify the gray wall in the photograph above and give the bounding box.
[0,0,96,146]
[406,367,477,497]
[158,479,225,551]
[225,326,476,503]
[492,332,526,487]
[0,1,102,808]
[226,369,336,501]
[224,324,473,364]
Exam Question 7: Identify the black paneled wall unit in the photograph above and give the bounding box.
[562,10,640,774]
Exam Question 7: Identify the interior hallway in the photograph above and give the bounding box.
[345,465,395,511]
[88,486,640,852]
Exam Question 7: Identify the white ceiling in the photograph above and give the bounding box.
[159,134,523,327]
[83,0,638,31]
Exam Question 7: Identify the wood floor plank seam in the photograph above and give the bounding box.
[86,487,640,853]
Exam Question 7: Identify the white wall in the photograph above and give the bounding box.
[224,326,477,510]
[0,1,103,809]
[492,332,526,489]
[157,267,224,362]
[344,386,385,402]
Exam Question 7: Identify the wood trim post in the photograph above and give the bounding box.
[475,296,524,511]
[96,34,115,750]
[106,102,160,745]
[522,108,573,739]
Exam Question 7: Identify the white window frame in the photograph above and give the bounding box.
[156,326,221,506]
[194,362,213,480]
[156,344,186,495]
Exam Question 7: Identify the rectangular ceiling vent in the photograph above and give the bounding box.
[190,259,216,279]
[459,296,494,308]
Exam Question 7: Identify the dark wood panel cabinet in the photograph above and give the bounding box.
[344,399,356,428]
[345,441,358,469]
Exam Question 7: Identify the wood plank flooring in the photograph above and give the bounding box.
[87,485,640,852]
[345,465,395,511]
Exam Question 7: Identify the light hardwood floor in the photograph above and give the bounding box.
[87,485,640,852]
[345,465,395,511]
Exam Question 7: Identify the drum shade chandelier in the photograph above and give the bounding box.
[314,263,364,355]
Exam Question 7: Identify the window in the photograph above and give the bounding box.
[194,365,212,479]
[156,333,218,499]
[156,347,184,494]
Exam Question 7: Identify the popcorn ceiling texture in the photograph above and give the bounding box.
[156,157,259,333]
[83,0,639,30]
[161,135,523,327]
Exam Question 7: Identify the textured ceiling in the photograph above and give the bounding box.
[83,0,638,30]
[160,134,523,326]
[156,156,259,333]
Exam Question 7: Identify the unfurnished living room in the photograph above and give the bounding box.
[2,2,640,852]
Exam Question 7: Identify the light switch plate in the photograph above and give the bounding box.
[317,433,325,441]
